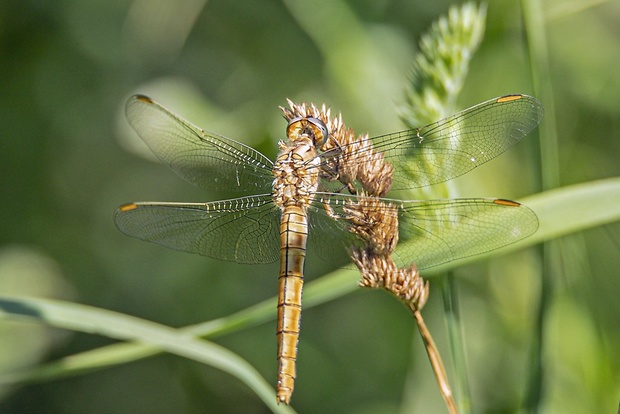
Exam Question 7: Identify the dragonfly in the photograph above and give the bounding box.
[114,93,543,404]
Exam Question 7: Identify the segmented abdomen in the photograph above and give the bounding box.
[276,204,308,405]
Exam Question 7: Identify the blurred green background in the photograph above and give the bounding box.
[1,0,619,413]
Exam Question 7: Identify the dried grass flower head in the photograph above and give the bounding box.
[281,100,393,197]
[352,249,429,313]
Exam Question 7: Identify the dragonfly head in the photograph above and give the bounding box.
[286,116,329,147]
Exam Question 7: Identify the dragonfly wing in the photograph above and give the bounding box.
[306,196,363,266]
[114,195,280,264]
[306,193,404,266]
[335,94,543,190]
[397,198,538,269]
[307,194,538,270]
[125,95,274,193]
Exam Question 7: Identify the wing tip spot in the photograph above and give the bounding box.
[497,94,523,103]
[134,94,153,104]
[494,198,521,207]
[119,203,140,212]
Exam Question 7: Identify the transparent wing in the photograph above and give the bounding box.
[396,198,538,269]
[114,195,280,264]
[320,94,543,190]
[306,197,364,266]
[306,194,538,270]
[125,95,274,193]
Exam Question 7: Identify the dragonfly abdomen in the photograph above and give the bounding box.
[276,204,308,404]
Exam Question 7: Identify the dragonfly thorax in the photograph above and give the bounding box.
[272,138,321,209]
[272,116,327,209]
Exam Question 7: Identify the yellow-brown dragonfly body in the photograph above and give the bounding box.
[115,94,543,404]
[272,117,325,403]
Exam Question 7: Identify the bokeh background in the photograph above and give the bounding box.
[1,0,619,413]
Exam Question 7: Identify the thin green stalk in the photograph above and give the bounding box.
[441,272,471,414]
[521,0,562,412]
[522,0,559,192]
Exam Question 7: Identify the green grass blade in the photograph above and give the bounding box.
[0,297,294,413]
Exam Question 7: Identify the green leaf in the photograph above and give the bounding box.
[0,297,294,414]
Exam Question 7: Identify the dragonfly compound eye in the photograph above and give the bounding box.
[306,117,328,146]
[286,117,329,146]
